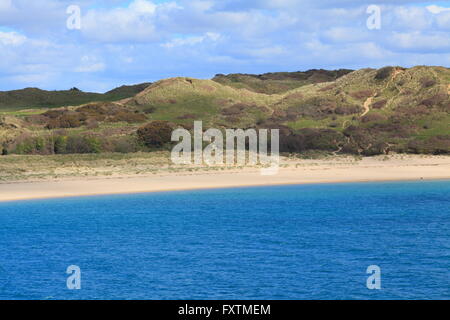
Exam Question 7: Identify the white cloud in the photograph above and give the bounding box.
[427,5,450,14]
[161,32,221,48]
[1,0,450,91]
[75,55,106,73]
[0,0,12,11]
[245,45,286,58]
[323,27,368,43]
[129,0,157,14]
[388,6,433,30]
[10,73,54,85]
[81,0,182,43]
[390,31,450,51]
[0,31,26,46]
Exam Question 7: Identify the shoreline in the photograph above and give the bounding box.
[0,177,449,204]
[1,155,449,202]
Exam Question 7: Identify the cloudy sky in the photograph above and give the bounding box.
[1,0,450,92]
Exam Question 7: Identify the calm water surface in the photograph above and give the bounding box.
[0,180,449,300]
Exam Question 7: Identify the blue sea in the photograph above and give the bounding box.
[0,180,449,300]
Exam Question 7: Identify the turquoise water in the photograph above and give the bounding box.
[0,181,449,300]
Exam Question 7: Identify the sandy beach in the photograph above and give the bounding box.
[0,154,449,202]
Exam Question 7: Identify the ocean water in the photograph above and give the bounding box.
[0,180,449,300]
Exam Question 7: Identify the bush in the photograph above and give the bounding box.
[53,135,67,154]
[396,104,430,117]
[137,121,174,147]
[420,77,436,88]
[221,103,248,116]
[25,114,48,125]
[13,137,50,155]
[14,140,35,154]
[177,114,197,120]
[43,109,66,119]
[375,67,394,80]
[372,99,387,109]
[112,136,140,153]
[46,114,83,129]
[361,113,387,123]
[65,135,102,154]
[77,104,109,115]
[350,90,373,100]
[335,105,361,115]
[143,106,157,114]
[408,136,450,154]
[421,93,447,107]
[279,128,345,153]
[109,111,148,123]
[343,125,389,155]
[85,119,99,129]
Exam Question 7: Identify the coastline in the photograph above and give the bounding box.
[1,155,449,202]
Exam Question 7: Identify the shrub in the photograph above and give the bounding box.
[143,106,157,114]
[43,109,66,119]
[335,105,361,115]
[350,90,373,100]
[343,125,389,155]
[25,114,48,125]
[14,140,35,154]
[53,135,67,154]
[372,99,387,109]
[440,101,450,112]
[112,136,140,153]
[85,136,102,153]
[35,137,45,152]
[396,104,430,117]
[137,121,174,147]
[221,103,247,116]
[13,137,50,155]
[362,142,390,156]
[279,128,345,153]
[225,115,240,124]
[77,104,109,115]
[421,93,447,107]
[65,135,102,154]
[85,119,99,129]
[46,114,83,129]
[408,136,450,154]
[361,113,387,123]
[177,114,197,120]
[375,67,394,80]
[420,77,436,88]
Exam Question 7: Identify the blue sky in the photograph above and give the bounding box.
[1,0,450,92]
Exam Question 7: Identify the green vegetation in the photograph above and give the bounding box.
[0,152,172,181]
[212,69,353,94]
[137,121,176,147]
[0,67,449,158]
[0,83,151,111]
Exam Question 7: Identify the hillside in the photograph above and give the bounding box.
[0,66,449,157]
[125,77,278,128]
[0,83,151,111]
[212,69,353,94]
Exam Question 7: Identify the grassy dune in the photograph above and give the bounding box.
[0,67,449,158]
[0,83,151,112]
